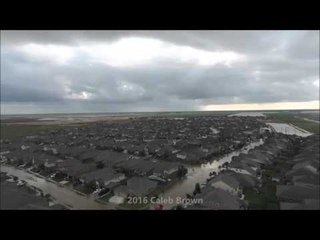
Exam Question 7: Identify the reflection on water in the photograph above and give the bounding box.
[161,139,264,209]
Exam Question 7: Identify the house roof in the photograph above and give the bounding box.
[229,161,257,175]
[94,150,128,167]
[117,158,155,172]
[286,163,319,178]
[276,185,320,202]
[209,172,240,190]
[280,199,320,210]
[78,150,98,161]
[193,187,243,210]
[114,177,157,196]
[153,161,180,173]
[59,146,88,157]
[292,160,319,171]
[80,167,123,183]
[246,151,271,164]
[228,171,256,187]
[292,175,320,185]
[56,158,96,177]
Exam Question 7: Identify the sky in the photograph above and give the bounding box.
[1,30,319,114]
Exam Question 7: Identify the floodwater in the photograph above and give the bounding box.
[1,140,264,210]
[160,139,264,209]
[266,122,312,137]
[0,165,116,210]
[228,112,266,117]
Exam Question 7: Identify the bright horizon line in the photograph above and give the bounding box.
[1,107,319,116]
[201,100,320,111]
[1,100,319,115]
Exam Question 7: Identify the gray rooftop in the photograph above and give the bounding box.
[80,167,123,183]
[276,185,320,202]
[193,187,243,210]
[114,177,157,196]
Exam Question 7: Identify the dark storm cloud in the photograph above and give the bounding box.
[1,30,319,114]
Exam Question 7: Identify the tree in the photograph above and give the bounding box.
[17,159,24,166]
[223,162,229,168]
[73,179,81,187]
[193,183,201,196]
[38,163,45,171]
[86,181,97,192]
[175,204,184,210]
[177,166,187,177]
[138,151,145,157]
[98,188,110,196]
[96,161,105,169]
[25,162,32,168]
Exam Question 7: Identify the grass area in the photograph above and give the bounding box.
[100,192,113,201]
[98,192,113,203]
[0,124,62,140]
[0,122,90,140]
[244,189,266,208]
[73,184,95,195]
[52,174,66,182]
[244,184,279,210]
[266,112,319,134]
[38,170,52,178]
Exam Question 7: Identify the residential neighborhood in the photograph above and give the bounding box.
[1,114,319,210]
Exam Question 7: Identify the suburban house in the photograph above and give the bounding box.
[209,173,241,195]
[228,160,257,176]
[176,152,187,160]
[55,158,97,180]
[79,167,125,187]
[191,187,245,210]
[276,185,320,203]
[115,158,155,177]
[152,161,181,180]
[93,150,128,168]
[113,177,158,198]
[292,175,320,186]
[286,160,319,178]
[280,199,320,210]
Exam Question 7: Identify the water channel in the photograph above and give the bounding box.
[1,165,116,209]
[160,139,264,209]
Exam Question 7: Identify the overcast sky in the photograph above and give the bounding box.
[1,30,319,114]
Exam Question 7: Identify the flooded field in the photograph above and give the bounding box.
[228,112,266,117]
[267,122,313,137]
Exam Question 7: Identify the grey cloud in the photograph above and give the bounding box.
[1,30,319,114]
[3,30,315,55]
